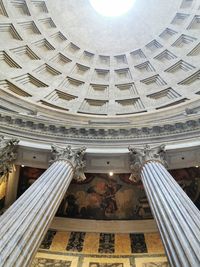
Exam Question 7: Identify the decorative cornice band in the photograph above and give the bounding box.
[0,111,200,144]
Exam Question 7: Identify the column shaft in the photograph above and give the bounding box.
[5,166,20,208]
[0,160,74,267]
[142,161,200,267]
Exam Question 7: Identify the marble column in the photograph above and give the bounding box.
[4,165,20,208]
[129,145,200,267]
[0,145,86,267]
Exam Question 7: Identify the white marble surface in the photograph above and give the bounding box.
[50,217,158,233]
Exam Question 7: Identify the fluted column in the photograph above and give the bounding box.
[0,145,86,267]
[129,145,200,267]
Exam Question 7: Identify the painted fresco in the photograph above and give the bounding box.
[56,173,147,220]
[0,174,7,211]
[66,232,86,252]
[57,168,200,220]
[40,230,56,250]
[17,166,45,197]
[89,264,124,267]
[32,253,78,267]
[17,167,200,220]
[35,230,167,267]
[99,233,115,253]
[130,234,147,253]
[135,257,169,267]
[142,264,169,267]
[32,258,72,267]
[39,230,164,255]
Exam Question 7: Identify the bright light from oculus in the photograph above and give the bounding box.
[89,0,136,17]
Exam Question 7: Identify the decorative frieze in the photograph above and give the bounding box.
[0,111,200,144]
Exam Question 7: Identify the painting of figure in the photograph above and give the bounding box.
[56,168,200,220]
[56,173,148,220]
[86,178,122,217]
[17,166,200,220]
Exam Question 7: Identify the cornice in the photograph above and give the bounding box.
[0,111,200,146]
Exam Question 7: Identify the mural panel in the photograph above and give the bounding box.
[56,169,200,220]
[142,264,169,267]
[0,174,7,211]
[17,166,45,197]
[89,263,124,267]
[40,230,57,250]
[36,230,168,267]
[17,167,200,220]
[39,230,165,256]
[56,173,146,220]
[99,233,115,254]
[135,257,169,267]
[32,258,72,267]
[82,257,131,267]
[130,234,147,253]
[66,232,86,252]
[32,253,79,267]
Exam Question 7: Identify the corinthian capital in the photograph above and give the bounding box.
[51,145,86,181]
[128,144,167,182]
[0,136,19,176]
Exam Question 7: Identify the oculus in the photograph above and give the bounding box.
[89,0,136,17]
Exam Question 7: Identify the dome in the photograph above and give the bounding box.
[0,0,199,145]
[47,0,180,54]
[0,0,199,127]
[0,2,200,266]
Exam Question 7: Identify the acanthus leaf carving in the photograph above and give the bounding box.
[128,144,167,182]
[0,136,19,176]
[51,145,86,182]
